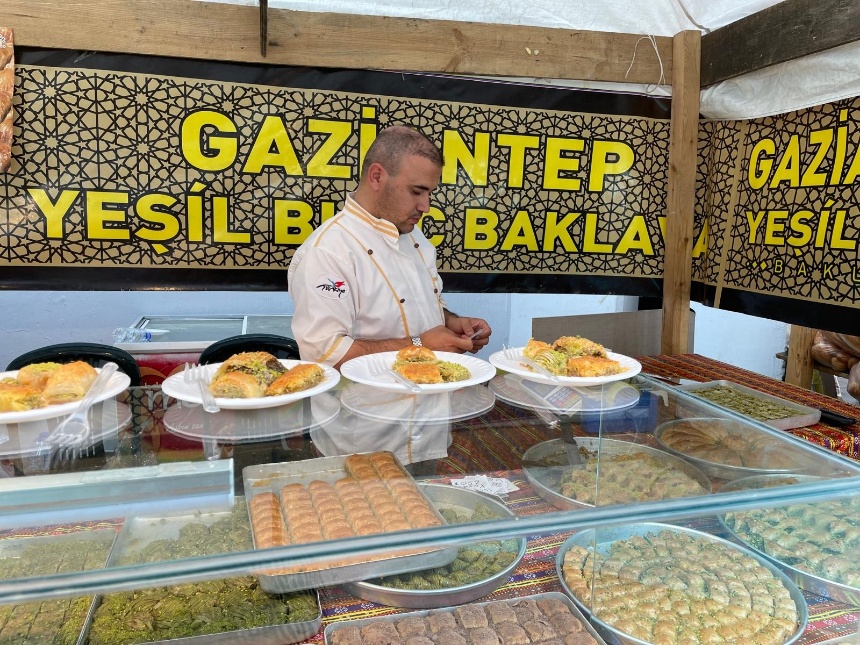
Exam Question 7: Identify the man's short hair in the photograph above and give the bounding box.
[361,125,443,179]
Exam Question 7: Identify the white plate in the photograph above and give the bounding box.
[163,391,340,443]
[0,401,132,457]
[488,348,642,387]
[0,368,131,425]
[489,373,640,413]
[161,359,340,409]
[340,351,496,393]
[339,383,496,422]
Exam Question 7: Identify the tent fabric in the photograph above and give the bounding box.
[206,0,856,120]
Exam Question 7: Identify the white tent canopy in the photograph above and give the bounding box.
[207,0,860,120]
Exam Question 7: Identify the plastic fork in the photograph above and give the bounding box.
[503,344,560,383]
[373,367,422,393]
[184,362,220,413]
[47,362,119,448]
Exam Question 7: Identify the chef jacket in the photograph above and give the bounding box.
[310,386,452,465]
[288,195,446,366]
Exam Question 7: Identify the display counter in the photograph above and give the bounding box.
[0,354,858,645]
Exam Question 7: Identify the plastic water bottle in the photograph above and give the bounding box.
[26,432,53,474]
[113,327,152,343]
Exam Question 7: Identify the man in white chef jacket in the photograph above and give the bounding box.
[288,125,492,369]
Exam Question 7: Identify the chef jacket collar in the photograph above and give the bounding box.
[343,194,401,248]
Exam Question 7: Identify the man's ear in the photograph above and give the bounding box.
[365,161,387,190]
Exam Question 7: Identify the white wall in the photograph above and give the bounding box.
[0,291,789,380]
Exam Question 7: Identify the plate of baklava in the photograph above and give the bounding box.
[161,351,340,410]
[489,336,641,386]
[341,347,496,393]
[0,361,131,424]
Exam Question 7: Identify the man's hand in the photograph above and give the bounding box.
[420,325,474,353]
[443,316,492,353]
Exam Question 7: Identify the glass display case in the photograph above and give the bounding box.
[0,368,858,645]
[115,314,296,385]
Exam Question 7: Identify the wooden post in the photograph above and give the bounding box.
[661,30,700,355]
[785,325,816,388]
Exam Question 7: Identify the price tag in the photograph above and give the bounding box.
[450,475,518,496]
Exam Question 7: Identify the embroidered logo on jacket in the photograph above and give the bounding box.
[315,275,349,299]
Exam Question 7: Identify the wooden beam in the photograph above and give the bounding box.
[661,30,700,356]
[785,325,816,389]
[5,0,672,84]
[701,0,860,87]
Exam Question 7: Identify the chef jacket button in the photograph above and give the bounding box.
[367,249,373,255]
[414,243,419,248]
[434,289,439,293]
[400,298,406,303]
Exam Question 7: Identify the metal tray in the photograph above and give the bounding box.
[654,417,809,480]
[522,438,711,510]
[242,454,456,593]
[323,591,607,645]
[343,483,525,608]
[719,474,860,606]
[556,522,808,645]
[80,502,322,645]
[674,380,821,430]
[0,530,115,645]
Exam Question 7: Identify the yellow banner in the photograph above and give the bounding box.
[0,66,669,280]
[695,99,860,310]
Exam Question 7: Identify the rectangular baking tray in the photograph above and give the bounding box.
[79,502,322,645]
[674,379,821,430]
[243,454,456,593]
[323,591,607,645]
[0,530,115,645]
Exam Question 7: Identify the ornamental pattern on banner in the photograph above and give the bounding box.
[0,66,669,278]
[696,98,860,309]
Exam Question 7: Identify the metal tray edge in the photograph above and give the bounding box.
[555,522,809,645]
[244,454,456,593]
[674,380,822,429]
[522,438,712,510]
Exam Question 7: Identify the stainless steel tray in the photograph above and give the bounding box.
[80,502,322,645]
[0,530,115,645]
[719,474,860,606]
[343,483,525,608]
[323,591,607,645]
[243,454,456,593]
[556,522,808,645]
[654,417,809,480]
[522,438,711,509]
[674,379,821,430]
